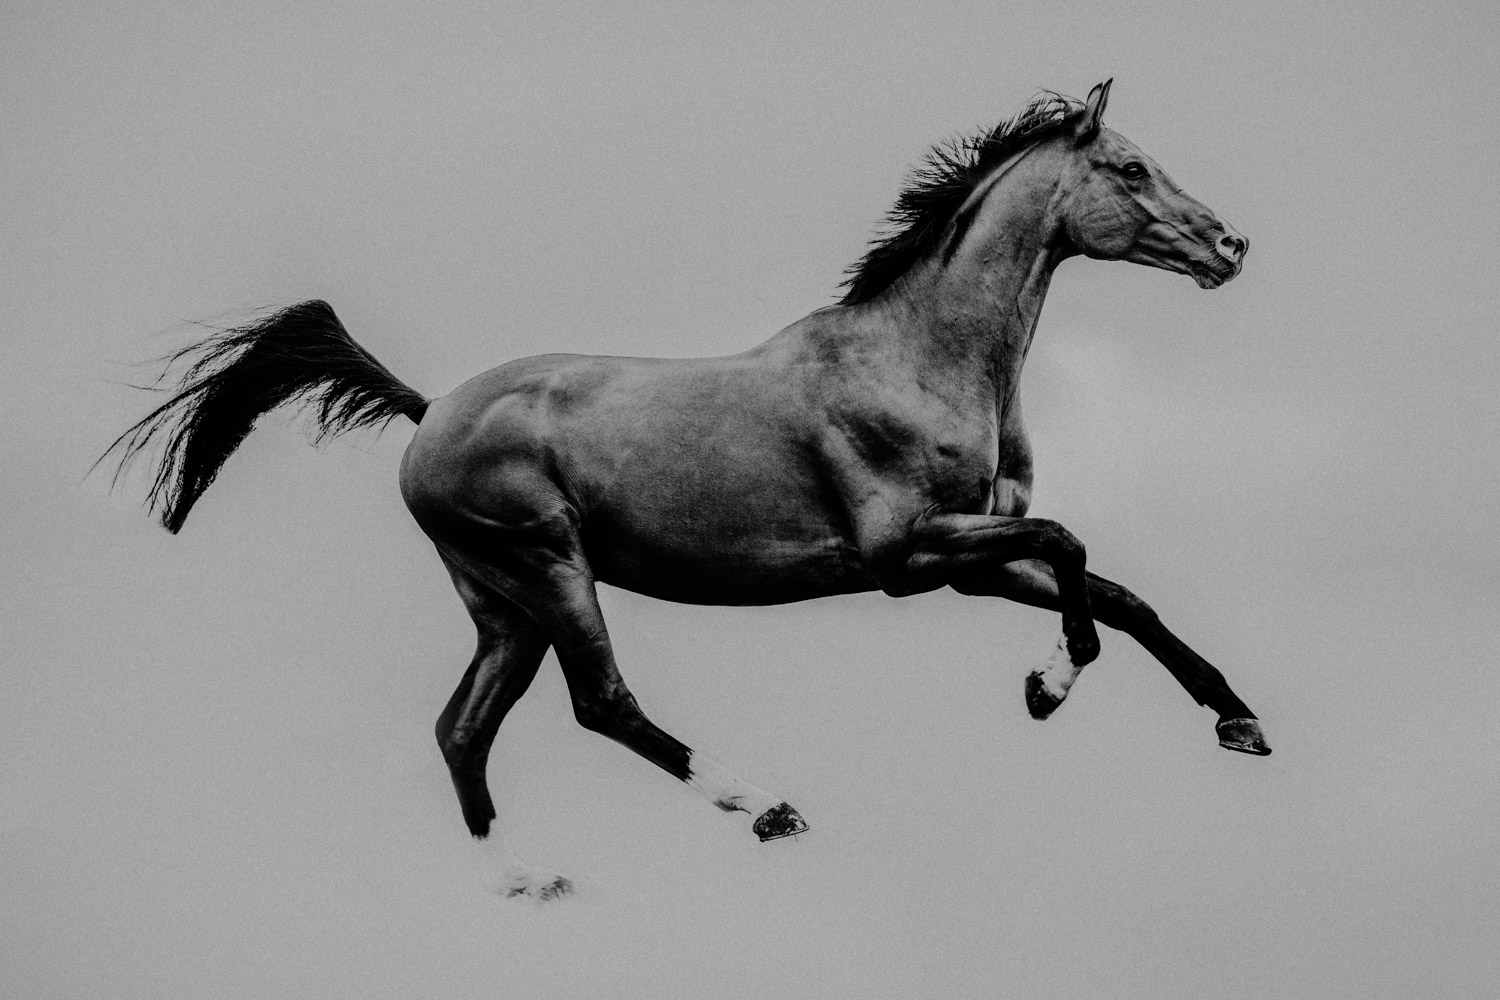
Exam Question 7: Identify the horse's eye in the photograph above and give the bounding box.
[1120,162,1148,180]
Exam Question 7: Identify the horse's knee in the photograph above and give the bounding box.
[1034,518,1085,569]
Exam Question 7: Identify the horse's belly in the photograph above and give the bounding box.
[581,506,874,606]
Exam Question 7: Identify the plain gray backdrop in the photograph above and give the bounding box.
[4,2,1497,997]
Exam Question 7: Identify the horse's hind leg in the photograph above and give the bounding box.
[456,524,808,841]
[551,584,809,840]
[435,558,572,900]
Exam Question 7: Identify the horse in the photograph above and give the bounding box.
[105,81,1268,901]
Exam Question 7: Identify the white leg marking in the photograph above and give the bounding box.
[471,822,573,902]
[685,750,783,818]
[1036,632,1084,701]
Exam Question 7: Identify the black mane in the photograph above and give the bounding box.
[839,92,1086,305]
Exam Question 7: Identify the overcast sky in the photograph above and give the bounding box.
[4,2,1498,998]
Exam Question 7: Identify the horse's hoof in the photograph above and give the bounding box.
[753,802,809,841]
[1216,717,1271,756]
[1025,671,1063,720]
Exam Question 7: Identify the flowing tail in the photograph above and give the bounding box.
[101,299,429,533]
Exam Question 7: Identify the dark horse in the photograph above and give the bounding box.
[107,82,1268,900]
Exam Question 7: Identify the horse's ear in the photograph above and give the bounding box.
[1074,79,1112,144]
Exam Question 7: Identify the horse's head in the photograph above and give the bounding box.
[1053,80,1247,288]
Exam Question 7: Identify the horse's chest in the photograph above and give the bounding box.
[843,408,999,509]
[990,418,1034,517]
[918,412,1034,518]
[927,435,1005,508]
[832,388,1036,526]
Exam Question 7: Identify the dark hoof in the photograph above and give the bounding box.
[1025,671,1063,720]
[1216,717,1272,756]
[753,802,809,842]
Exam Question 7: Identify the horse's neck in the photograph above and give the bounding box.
[862,163,1066,407]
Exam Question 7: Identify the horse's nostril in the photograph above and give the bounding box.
[1216,234,1246,259]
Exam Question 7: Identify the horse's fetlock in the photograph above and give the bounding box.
[1068,632,1101,667]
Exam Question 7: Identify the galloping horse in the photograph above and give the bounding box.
[107,82,1268,900]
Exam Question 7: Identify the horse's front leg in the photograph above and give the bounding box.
[899,512,1100,667]
[954,559,1270,755]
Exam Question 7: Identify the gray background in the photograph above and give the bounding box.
[4,2,1497,997]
